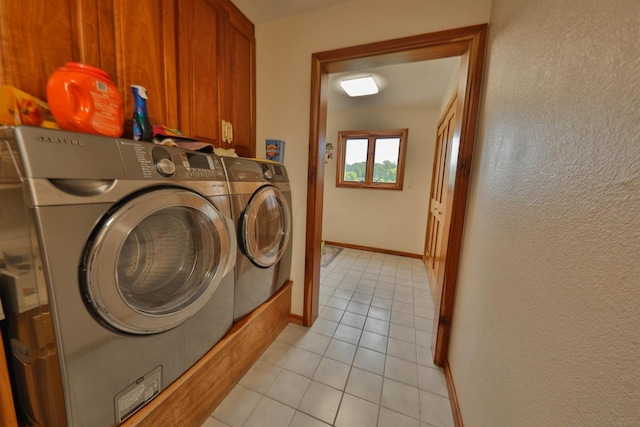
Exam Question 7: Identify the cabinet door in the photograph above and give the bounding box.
[0,0,98,101]
[177,0,224,146]
[110,0,179,131]
[223,3,255,158]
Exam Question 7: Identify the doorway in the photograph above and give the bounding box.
[303,25,488,366]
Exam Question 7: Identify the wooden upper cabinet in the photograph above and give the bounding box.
[177,0,224,146]
[223,2,255,158]
[0,0,254,155]
[178,0,256,156]
[0,1,85,100]
[110,0,179,131]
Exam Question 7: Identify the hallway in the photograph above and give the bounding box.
[203,247,453,427]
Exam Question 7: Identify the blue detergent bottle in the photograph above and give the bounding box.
[131,85,152,141]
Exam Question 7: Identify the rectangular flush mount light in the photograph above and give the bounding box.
[340,76,378,97]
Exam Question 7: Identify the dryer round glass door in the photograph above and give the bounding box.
[240,185,292,268]
[82,188,234,334]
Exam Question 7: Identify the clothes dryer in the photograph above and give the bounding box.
[222,158,292,322]
[0,126,236,426]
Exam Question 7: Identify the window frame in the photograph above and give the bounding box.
[335,128,408,190]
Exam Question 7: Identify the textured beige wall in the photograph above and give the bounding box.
[254,0,491,315]
[449,0,640,425]
[323,107,438,254]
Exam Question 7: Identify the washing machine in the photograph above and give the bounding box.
[221,157,292,322]
[0,126,236,426]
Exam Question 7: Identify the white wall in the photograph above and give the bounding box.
[323,107,438,254]
[254,0,492,315]
[449,0,640,425]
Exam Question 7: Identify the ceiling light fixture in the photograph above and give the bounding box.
[340,76,379,97]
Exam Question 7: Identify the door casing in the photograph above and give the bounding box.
[304,24,488,366]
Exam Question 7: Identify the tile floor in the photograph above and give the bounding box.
[202,248,453,427]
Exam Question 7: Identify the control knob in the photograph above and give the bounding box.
[156,158,176,176]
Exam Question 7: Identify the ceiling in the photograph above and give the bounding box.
[231,0,460,112]
[231,0,351,24]
[328,57,460,112]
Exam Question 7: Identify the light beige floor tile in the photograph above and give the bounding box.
[391,311,415,327]
[309,318,338,337]
[318,293,330,305]
[332,289,354,300]
[419,390,454,427]
[355,285,375,295]
[201,417,230,427]
[353,347,385,375]
[377,407,420,427]
[324,339,357,365]
[284,348,322,378]
[387,337,418,363]
[313,357,351,390]
[345,367,383,404]
[260,341,296,368]
[384,355,419,387]
[212,384,262,427]
[333,324,362,345]
[337,281,358,291]
[276,324,308,346]
[340,311,366,329]
[359,331,388,354]
[243,397,295,427]
[371,296,393,310]
[393,292,414,304]
[319,286,334,297]
[417,365,449,398]
[289,411,332,427]
[389,323,416,343]
[326,296,350,310]
[238,359,282,393]
[368,306,391,322]
[335,394,379,427]
[395,285,414,296]
[381,378,420,420]
[350,292,373,305]
[392,301,415,315]
[416,330,430,346]
[297,381,343,425]
[417,345,437,368]
[266,369,311,408]
[364,317,390,336]
[318,306,344,323]
[414,316,434,332]
[295,331,331,355]
[346,301,369,316]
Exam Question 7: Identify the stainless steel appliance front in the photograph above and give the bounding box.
[222,157,292,321]
[0,126,236,426]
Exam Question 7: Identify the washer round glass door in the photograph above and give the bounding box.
[83,188,233,334]
[240,185,291,268]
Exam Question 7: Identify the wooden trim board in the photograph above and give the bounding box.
[124,281,293,427]
[0,332,18,427]
[289,313,304,325]
[323,240,422,259]
[444,360,464,427]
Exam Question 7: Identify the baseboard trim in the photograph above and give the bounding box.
[289,313,304,325]
[324,240,422,259]
[124,281,293,427]
[444,360,464,427]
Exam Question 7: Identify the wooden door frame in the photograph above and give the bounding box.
[303,25,487,366]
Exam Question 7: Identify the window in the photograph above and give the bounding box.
[336,129,408,190]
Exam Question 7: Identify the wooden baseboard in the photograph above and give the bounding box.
[0,333,18,427]
[124,281,293,427]
[289,313,303,325]
[324,240,422,259]
[444,360,463,427]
